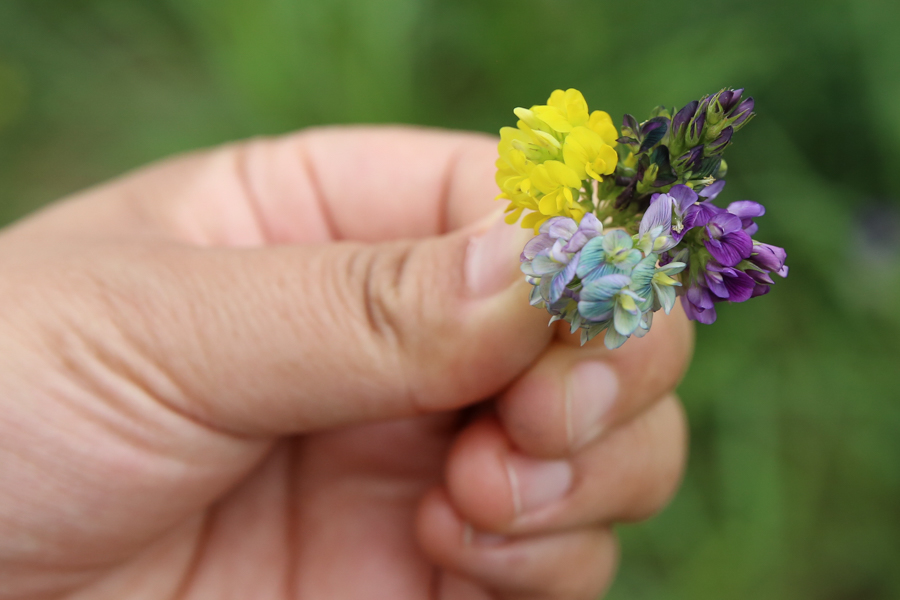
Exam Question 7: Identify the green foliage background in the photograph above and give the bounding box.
[1,1,899,598]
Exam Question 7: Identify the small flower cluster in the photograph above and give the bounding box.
[521,213,685,348]
[495,89,620,231]
[500,88,788,348]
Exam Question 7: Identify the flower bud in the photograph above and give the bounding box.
[672,146,703,172]
[621,114,640,139]
[729,97,755,131]
[671,101,697,136]
[706,93,727,126]
[715,159,728,178]
[686,98,708,146]
[639,117,669,153]
[704,126,733,156]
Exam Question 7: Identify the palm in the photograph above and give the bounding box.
[142,417,457,598]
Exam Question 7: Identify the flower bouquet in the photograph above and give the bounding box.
[496,88,788,348]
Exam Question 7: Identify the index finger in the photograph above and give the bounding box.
[15,126,503,247]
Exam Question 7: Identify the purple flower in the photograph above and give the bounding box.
[523,239,580,304]
[727,200,765,235]
[704,212,752,267]
[521,217,583,304]
[667,185,700,242]
[731,97,755,130]
[749,243,788,277]
[521,216,578,261]
[563,213,604,253]
[699,180,726,201]
[681,284,717,324]
[704,261,755,302]
[638,195,673,252]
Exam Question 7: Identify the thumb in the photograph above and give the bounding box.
[75,213,552,435]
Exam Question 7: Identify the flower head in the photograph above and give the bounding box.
[503,87,786,347]
[497,89,620,231]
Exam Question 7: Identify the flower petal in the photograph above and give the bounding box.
[654,283,677,314]
[639,195,673,238]
[699,179,726,200]
[543,216,579,240]
[668,184,699,216]
[614,301,642,336]
[522,233,553,260]
[578,300,615,322]
[581,273,631,301]
[604,326,629,350]
[602,229,634,253]
[722,269,756,303]
[727,200,765,219]
[531,253,564,276]
[575,236,606,278]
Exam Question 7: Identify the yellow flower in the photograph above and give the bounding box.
[585,110,619,147]
[499,125,559,165]
[531,89,590,133]
[563,126,619,181]
[529,160,585,226]
[495,88,620,230]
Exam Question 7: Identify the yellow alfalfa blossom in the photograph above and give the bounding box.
[496,88,620,230]
[563,126,619,180]
[529,160,585,224]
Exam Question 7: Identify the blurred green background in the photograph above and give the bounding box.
[1,1,899,598]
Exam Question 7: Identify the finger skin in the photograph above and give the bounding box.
[417,488,618,600]
[496,304,694,459]
[445,396,687,534]
[5,126,502,246]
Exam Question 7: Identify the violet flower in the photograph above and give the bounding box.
[704,212,753,267]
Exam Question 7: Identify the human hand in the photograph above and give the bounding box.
[0,127,692,600]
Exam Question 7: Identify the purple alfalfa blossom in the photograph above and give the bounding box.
[730,97,755,130]
[526,240,579,304]
[746,269,774,298]
[680,181,725,231]
[667,184,700,242]
[521,216,578,262]
[672,146,704,172]
[681,283,717,324]
[750,242,789,277]
[704,261,756,302]
[638,184,699,251]
[521,217,582,305]
[637,196,673,253]
[727,200,765,235]
[563,213,604,252]
[703,212,753,267]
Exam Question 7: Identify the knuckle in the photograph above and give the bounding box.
[346,242,416,351]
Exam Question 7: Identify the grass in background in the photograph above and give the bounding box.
[1,1,899,598]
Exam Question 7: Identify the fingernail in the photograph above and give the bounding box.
[505,454,573,516]
[465,211,534,298]
[566,361,619,450]
[463,523,508,547]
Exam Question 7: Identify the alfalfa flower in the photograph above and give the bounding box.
[499,87,787,349]
[496,89,619,232]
